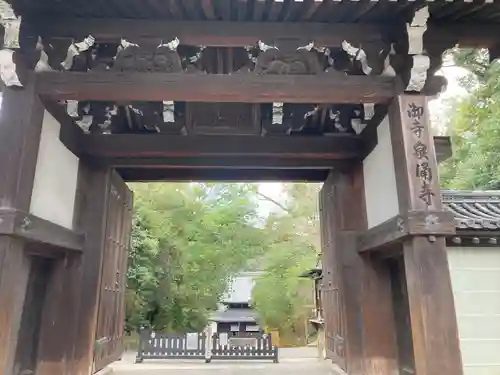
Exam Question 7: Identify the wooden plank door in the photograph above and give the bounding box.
[319,179,346,370]
[93,171,133,373]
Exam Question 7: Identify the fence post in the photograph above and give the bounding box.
[204,328,212,363]
[135,328,146,363]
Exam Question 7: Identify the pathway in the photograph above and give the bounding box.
[109,348,342,375]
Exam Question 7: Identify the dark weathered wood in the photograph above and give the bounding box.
[36,254,81,375]
[0,209,84,253]
[81,134,363,159]
[0,82,45,375]
[389,95,443,212]
[35,71,399,103]
[358,211,456,253]
[0,239,32,375]
[117,167,329,182]
[103,155,352,169]
[14,257,53,375]
[389,95,463,375]
[36,161,100,375]
[30,19,385,47]
[321,168,398,375]
[0,83,44,211]
[403,237,463,375]
[94,171,133,372]
[71,165,112,375]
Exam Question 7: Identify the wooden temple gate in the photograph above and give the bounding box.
[0,1,500,375]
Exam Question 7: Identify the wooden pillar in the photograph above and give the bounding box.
[389,95,463,375]
[66,164,111,375]
[322,167,398,375]
[0,83,45,375]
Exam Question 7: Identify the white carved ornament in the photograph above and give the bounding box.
[0,0,21,86]
[342,40,372,75]
[405,6,430,92]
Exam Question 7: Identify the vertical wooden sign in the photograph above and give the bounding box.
[390,95,443,212]
[390,95,463,375]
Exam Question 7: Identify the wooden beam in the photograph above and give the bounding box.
[358,211,456,253]
[117,167,330,182]
[30,18,385,47]
[34,71,399,103]
[102,155,351,169]
[0,209,84,253]
[0,83,45,375]
[389,95,463,375]
[80,134,363,159]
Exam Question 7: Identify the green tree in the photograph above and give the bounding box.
[440,49,500,190]
[126,183,266,333]
[252,184,320,341]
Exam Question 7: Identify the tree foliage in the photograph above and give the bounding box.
[251,184,320,338]
[440,49,500,190]
[126,182,321,342]
[126,183,266,333]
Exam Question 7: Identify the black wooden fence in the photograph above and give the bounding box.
[135,331,208,362]
[135,331,278,363]
[210,333,278,362]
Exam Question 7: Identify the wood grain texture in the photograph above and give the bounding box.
[389,95,443,212]
[71,165,112,375]
[35,71,399,104]
[0,81,45,375]
[321,168,398,375]
[389,95,463,375]
[403,237,463,375]
[81,134,363,159]
[0,209,84,253]
[30,19,385,47]
[358,211,457,253]
[0,240,31,375]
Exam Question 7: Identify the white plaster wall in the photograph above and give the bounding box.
[447,247,500,375]
[30,110,79,229]
[363,116,400,228]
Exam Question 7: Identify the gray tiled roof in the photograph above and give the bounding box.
[222,272,262,304]
[210,308,258,323]
[443,191,500,231]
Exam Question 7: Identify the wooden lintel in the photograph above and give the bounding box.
[34,72,399,103]
[358,210,456,253]
[80,134,363,159]
[102,155,352,169]
[0,209,84,253]
[117,167,329,182]
[30,19,385,47]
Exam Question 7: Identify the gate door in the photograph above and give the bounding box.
[319,179,346,370]
[93,171,134,372]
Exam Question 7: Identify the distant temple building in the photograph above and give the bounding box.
[210,271,262,336]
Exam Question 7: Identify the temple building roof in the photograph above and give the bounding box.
[443,190,500,231]
[7,0,500,24]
